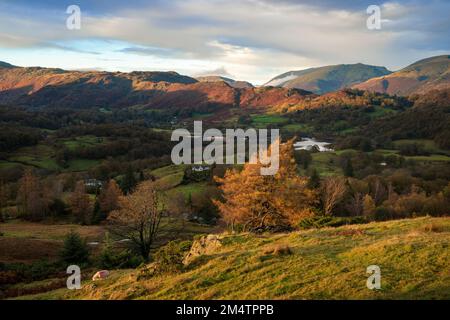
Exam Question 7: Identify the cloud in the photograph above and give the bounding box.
[0,0,448,83]
[117,46,178,57]
[42,42,100,55]
[194,66,234,78]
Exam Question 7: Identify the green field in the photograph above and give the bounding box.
[61,135,106,151]
[376,149,450,162]
[22,217,450,300]
[335,147,450,163]
[392,139,450,156]
[308,152,343,176]
[150,165,185,179]
[3,136,105,172]
[282,123,314,134]
[149,165,186,189]
[7,145,58,170]
[250,114,288,128]
[368,106,398,118]
[66,159,100,172]
[191,112,215,120]
[167,182,208,199]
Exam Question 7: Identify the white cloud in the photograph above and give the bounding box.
[0,0,448,83]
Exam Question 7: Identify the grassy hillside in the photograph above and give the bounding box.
[353,55,450,95]
[265,63,391,94]
[23,216,450,300]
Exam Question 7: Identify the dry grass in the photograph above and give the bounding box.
[263,244,292,256]
[0,220,106,263]
[420,222,447,233]
[0,220,105,241]
[333,229,365,237]
[20,216,450,300]
[0,238,62,263]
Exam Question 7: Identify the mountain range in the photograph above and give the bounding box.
[0,55,448,111]
[265,55,450,95]
[0,64,313,111]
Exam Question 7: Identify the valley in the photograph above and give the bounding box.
[0,55,449,301]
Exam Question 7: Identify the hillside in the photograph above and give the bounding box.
[0,66,197,106]
[264,63,391,94]
[269,88,410,113]
[0,61,16,69]
[353,55,450,95]
[23,217,450,300]
[364,88,450,148]
[0,63,311,112]
[196,76,254,88]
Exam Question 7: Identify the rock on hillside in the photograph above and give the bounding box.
[183,234,223,265]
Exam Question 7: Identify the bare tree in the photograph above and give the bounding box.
[17,169,50,221]
[108,181,166,261]
[321,177,347,215]
[370,178,387,205]
[346,192,364,216]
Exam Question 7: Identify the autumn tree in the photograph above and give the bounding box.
[108,181,166,261]
[214,139,318,232]
[363,194,376,217]
[98,179,123,215]
[70,181,93,225]
[321,177,347,216]
[16,169,50,221]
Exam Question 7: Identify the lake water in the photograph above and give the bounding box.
[294,138,334,152]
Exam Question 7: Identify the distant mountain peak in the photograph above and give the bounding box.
[264,63,391,94]
[353,55,450,96]
[0,61,16,69]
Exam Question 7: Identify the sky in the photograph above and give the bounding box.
[0,0,448,85]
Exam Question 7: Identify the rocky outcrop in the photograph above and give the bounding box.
[183,234,223,265]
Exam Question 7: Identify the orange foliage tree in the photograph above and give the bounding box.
[214,139,318,232]
[98,179,123,215]
[70,181,93,225]
[16,169,50,221]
